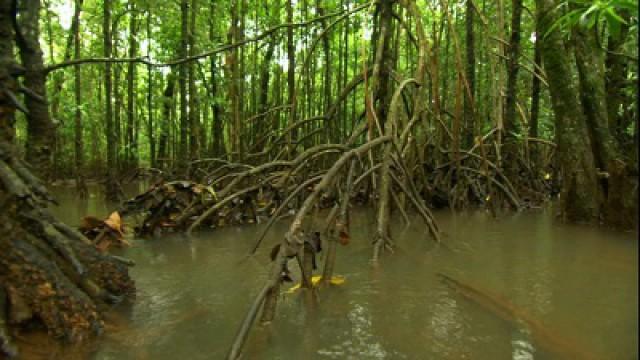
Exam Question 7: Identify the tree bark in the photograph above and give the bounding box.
[503,0,523,174]
[179,0,189,161]
[188,0,200,159]
[529,32,541,140]
[0,0,16,144]
[604,11,630,145]
[316,1,333,141]
[536,0,601,222]
[529,30,542,167]
[226,0,241,157]
[127,2,138,168]
[73,0,86,197]
[257,36,275,137]
[146,8,155,167]
[286,0,297,145]
[208,2,224,158]
[464,0,476,148]
[158,72,175,166]
[574,27,620,171]
[16,0,55,179]
[371,0,394,128]
[103,0,119,200]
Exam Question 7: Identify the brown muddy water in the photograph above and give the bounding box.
[29,183,638,359]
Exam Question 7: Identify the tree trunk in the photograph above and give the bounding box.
[529,30,542,167]
[0,0,16,144]
[126,2,138,168]
[503,0,523,174]
[286,0,297,145]
[604,11,630,145]
[536,0,601,222]
[179,0,189,162]
[191,96,200,161]
[464,0,475,148]
[73,0,86,197]
[103,0,119,201]
[226,0,241,158]
[529,32,541,140]
[16,0,55,179]
[158,72,175,167]
[316,1,332,141]
[146,8,155,167]
[574,27,620,171]
[208,2,224,158]
[188,0,199,160]
[257,38,275,137]
[371,0,393,127]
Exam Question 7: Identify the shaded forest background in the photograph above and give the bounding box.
[9,0,636,187]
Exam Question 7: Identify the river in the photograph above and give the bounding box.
[29,182,637,359]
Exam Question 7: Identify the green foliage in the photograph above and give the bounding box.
[545,0,638,39]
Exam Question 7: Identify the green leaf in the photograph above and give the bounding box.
[605,7,627,24]
[579,3,600,26]
[610,0,638,12]
[544,9,583,38]
[604,9,623,38]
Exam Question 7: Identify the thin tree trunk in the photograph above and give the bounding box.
[257,36,275,137]
[179,0,189,161]
[503,0,523,171]
[316,1,332,140]
[158,72,175,166]
[226,0,241,158]
[604,11,630,145]
[147,8,155,167]
[188,0,199,159]
[127,2,138,168]
[73,0,86,197]
[371,0,393,127]
[529,30,541,166]
[529,32,541,140]
[286,0,297,145]
[103,0,119,200]
[208,2,224,158]
[464,0,476,148]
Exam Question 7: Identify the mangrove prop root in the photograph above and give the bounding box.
[0,287,17,358]
[0,140,134,357]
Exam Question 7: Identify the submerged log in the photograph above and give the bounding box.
[438,273,599,360]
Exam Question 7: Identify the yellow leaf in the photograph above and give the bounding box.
[104,212,123,235]
[285,275,345,294]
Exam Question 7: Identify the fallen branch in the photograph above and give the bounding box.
[438,273,598,360]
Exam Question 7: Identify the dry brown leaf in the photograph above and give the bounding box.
[104,212,124,235]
